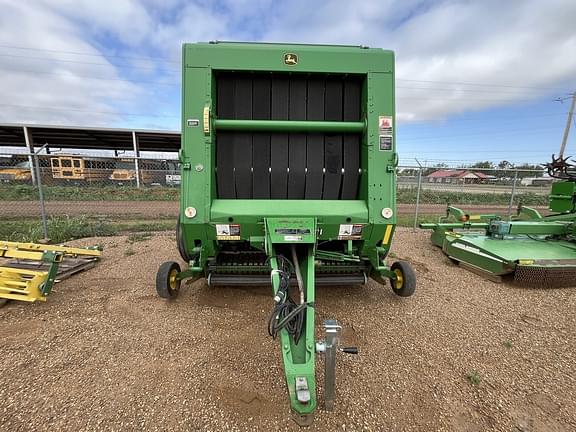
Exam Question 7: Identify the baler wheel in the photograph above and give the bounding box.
[156,261,181,299]
[390,261,416,297]
[176,217,192,262]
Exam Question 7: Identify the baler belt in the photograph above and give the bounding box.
[287,78,307,199]
[323,78,344,199]
[215,73,362,200]
[216,77,236,199]
[252,77,272,198]
[271,77,289,198]
[341,80,362,199]
[305,78,326,199]
[233,75,253,199]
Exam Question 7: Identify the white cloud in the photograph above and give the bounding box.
[0,0,144,126]
[261,0,576,122]
[0,0,575,128]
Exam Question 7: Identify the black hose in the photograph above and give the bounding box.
[267,255,310,344]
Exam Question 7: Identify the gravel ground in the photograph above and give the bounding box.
[1,229,575,431]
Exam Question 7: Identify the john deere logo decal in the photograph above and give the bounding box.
[284,53,298,65]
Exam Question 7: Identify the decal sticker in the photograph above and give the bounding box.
[378,116,393,134]
[284,53,298,65]
[379,135,393,151]
[338,224,364,240]
[216,224,241,241]
[284,235,303,242]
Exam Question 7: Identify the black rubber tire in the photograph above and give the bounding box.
[176,217,192,262]
[156,261,181,299]
[390,261,416,297]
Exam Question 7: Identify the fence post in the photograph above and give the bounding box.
[32,144,49,240]
[23,126,37,186]
[413,165,423,230]
[507,170,519,219]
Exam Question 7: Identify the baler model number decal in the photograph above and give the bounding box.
[338,224,364,240]
[275,228,311,235]
[284,235,303,242]
[216,224,241,240]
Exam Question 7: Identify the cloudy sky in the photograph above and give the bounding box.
[0,0,575,165]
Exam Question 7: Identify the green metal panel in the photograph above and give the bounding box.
[507,221,568,235]
[211,200,368,222]
[265,218,317,244]
[180,43,396,257]
[461,235,576,262]
[184,42,393,74]
[177,42,400,419]
[213,119,365,133]
[549,181,575,213]
[269,244,317,416]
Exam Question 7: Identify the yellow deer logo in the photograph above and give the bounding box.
[284,53,298,65]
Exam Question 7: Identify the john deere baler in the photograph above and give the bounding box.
[156,42,415,424]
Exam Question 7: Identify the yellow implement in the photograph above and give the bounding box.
[0,241,101,303]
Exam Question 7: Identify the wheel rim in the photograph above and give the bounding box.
[393,268,404,289]
[169,269,178,290]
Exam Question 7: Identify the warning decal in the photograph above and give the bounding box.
[378,115,393,151]
[378,116,393,134]
[379,135,393,151]
[216,224,241,240]
[338,224,364,240]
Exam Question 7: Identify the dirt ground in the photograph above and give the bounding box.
[1,229,575,431]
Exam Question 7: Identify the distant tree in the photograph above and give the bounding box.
[515,163,544,178]
[470,161,494,169]
[398,168,419,176]
[498,160,514,170]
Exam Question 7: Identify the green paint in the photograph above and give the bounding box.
[267,219,317,415]
[421,185,576,279]
[176,41,400,419]
[214,119,365,133]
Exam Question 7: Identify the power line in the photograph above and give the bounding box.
[1,66,557,101]
[396,85,554,95]
[404,111,567,125]
[398,95,547,103]
[0,43,180,64]
[401,127,558,141]
[0,53,178,71]
[397,78,569,91]
[400,150,555,154]
[0,104,178,118]
[0,44,572,93]
[0,66,179,86]
[1,51,559,94]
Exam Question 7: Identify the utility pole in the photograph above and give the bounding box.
[559,92,576,158]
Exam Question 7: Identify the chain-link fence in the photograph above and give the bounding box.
[397,165,550,228]
[0,151,551,242]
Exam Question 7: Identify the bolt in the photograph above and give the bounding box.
[195,164,204,172]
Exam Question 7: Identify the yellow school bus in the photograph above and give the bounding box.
[50,155,112,182]
[109,159,166,185]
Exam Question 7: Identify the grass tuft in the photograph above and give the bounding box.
[466,370,482,385]
[0,215,117,243]
[127,232,152,243]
